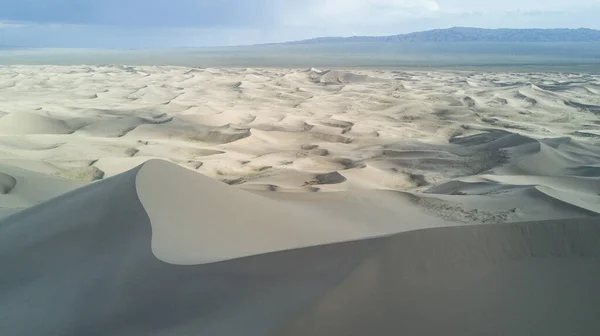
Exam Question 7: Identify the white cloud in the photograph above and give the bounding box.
[284,0,441,27]
[0,21,25,28]
[436,0,600,14]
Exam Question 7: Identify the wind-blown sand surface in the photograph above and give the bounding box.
[1,65,600,335]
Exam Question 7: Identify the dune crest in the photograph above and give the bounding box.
[136,159,450,264]
[0,112,73,135]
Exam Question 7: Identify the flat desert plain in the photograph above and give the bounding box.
[1,65,600,335]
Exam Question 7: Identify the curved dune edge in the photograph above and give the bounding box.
[134,159,449,265]
[0,172,17,194]
[534,185,600,214]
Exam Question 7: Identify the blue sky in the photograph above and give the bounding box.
[1,0,599,48]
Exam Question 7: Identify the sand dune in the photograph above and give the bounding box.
[0,160,599,335]
[0,66,599,335]
[0,162,84,217]
[0,112,73,135]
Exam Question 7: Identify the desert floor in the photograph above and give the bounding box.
[0,66,598,220]
[2,66,600,335]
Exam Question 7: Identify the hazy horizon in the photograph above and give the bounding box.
[1,42,600,74]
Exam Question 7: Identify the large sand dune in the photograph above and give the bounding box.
[0,161,600,335]
[1,160,599,335]
[0,65,599,334]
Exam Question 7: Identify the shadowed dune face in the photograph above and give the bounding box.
[0,173,16,194]
[0,161,599,335]
[279,219,600,336]
[0,162,383,336]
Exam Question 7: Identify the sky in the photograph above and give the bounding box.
[1,0,599,48]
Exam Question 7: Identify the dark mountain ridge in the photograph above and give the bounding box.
[283,27,600,44]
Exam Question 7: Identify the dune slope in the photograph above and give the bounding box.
[0,160,599,335]
[279,218,600,336]
[136,160,449,264]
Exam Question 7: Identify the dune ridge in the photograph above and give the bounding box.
[0,159,599,335]
[136,160,450,264]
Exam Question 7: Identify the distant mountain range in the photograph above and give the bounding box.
[284,27,600,44]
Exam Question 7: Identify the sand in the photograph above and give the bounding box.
[0,65,599,335]
[0,66,598,220]
[2,160,599,336]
